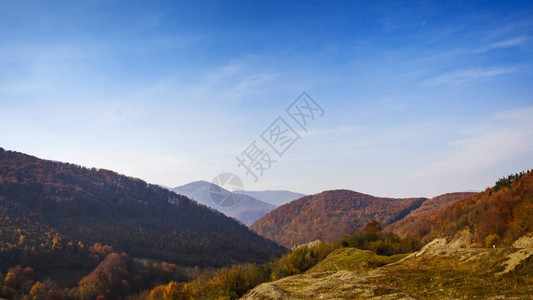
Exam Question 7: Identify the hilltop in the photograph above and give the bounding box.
[390,170,533,246]
[250,189,426,248]
[0,147,286,269]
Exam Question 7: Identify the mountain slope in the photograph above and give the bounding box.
[250,190,426,248]
[391,170,533,246]
[173,181,276,226]
[241,190,306,206]
[0,148,286,268]
[243,238,533,299]
[385,192,476,234]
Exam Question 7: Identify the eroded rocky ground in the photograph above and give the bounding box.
[242,233,533,299]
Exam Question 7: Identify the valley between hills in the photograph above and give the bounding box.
[3,1,533,299]
[1,147,532,299]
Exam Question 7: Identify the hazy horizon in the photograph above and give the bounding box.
[1,1,532,198]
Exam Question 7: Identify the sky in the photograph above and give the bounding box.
[1,0,533,198]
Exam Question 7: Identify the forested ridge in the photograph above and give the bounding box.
[250,189,427,248]
[1,146,531,299]
[385,192,476,234]
[389,170,533,246]
[147,223,420,299]
[0,147,286,299]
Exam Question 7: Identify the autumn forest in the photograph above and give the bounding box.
[0,146,532,299]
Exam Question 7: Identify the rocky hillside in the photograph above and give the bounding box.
[243,233,533,299]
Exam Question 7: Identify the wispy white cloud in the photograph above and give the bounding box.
[126,57,279,106]
[199,59,279,98]
[478,36,527,52]
[426,67,516,85]
[412,34,529,67]
[410,107,533,178]
[0,34,200,64]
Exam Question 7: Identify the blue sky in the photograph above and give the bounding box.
[1,0,532,197]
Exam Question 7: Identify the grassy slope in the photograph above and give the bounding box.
[371,249,533,299]
[244,247,533,299]
[308,248,407,273]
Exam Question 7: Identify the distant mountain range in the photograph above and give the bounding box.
[250,171,533,249]
[241,190,306,206]
[172,181,304,225]
[3,145,528,282]
[0,147,286,270]
[250,190,427,248]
